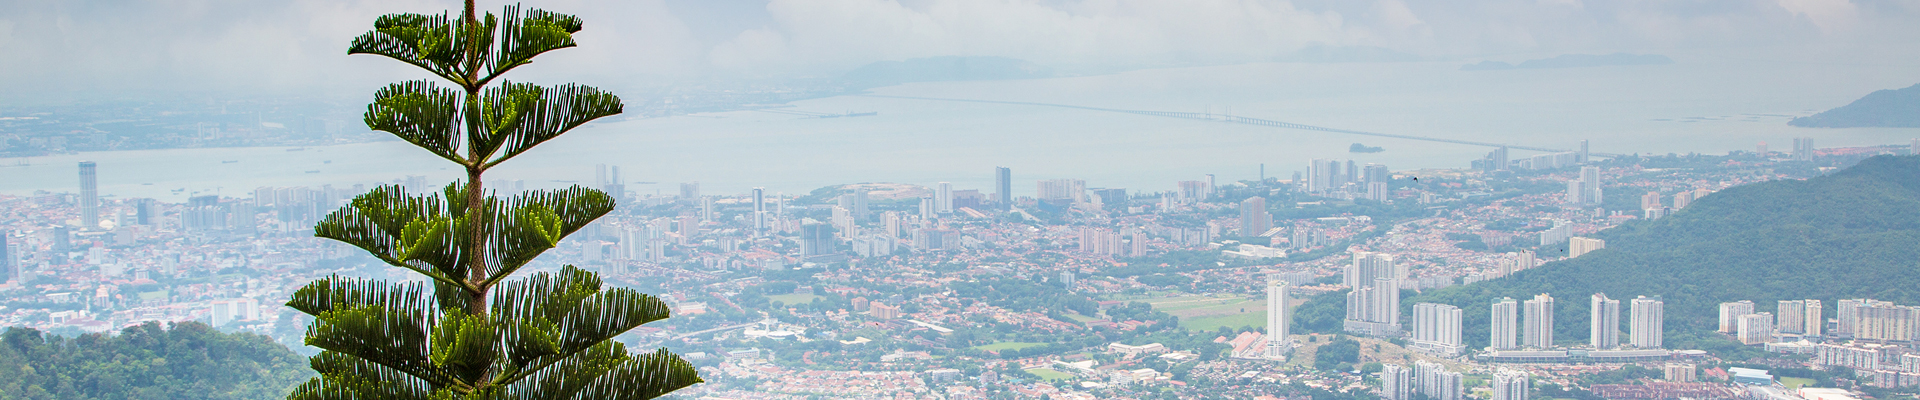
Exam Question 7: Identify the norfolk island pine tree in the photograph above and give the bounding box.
[285,2,702,399]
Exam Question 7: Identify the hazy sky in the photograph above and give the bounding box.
[1,0,1915,100]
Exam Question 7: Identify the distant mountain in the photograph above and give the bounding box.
[1462,53,1674,71]
[1789,84,1920,128]
[1396,155,1920,347]
[840,56,1053,89]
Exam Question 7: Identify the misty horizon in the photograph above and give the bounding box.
[2,0,1918,101]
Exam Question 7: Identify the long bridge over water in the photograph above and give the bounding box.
[857,94,1621,158]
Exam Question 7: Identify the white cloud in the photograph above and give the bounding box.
[709,0,1352,74]
[0,0,1914,98]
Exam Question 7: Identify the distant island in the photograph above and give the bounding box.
[840,56,1054,89]
[1788,83,1920,128]
[1462,53,1674,71]
[1349,143,1384,153]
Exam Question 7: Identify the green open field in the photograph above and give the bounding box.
[1781,377,1816,389]
[974,342,1049,352]
[1099,290,1188,302]
[1184,312,1265,332]
[1123,293,1268,330]
[1025,368,1076,381]
[766,293,822,305]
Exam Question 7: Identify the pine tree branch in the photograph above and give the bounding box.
[498,341,629,400]
[476,6,582,87]
[476,84,622,168]
[314,186,476,292]
[348,13,468,85]
[479,188,615,287]
[289,351,434,400]
[570,349,703,400]
[365,82,469,166]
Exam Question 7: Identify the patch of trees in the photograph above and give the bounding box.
[0,322,312,400]
[1314,335,1362,371]
[950,277,1098,316]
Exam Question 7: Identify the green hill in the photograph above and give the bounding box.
[1789,83,1920,128]
[1398,155,1920,349]
[0,322,313,400]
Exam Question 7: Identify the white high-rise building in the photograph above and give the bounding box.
[699,196,715,222]
[1631,296,1665,348]
[1580,166,1602,205]
[1416,361,1464,400]
[1344,252,1404,335]
[1493,369,1530,400]
[1591,293,1620,349]
[1837,299,1865,337]
[935,182,953,213]
[1036,179,1086,203]
[1265,280,1292,359]
[1568,237,1606,258]
[209,298,260,327]
[1538,222,1572,246]
[1837,299,1920,341]
[1720,300,1756,333]
[1492,297,1519,350]
[1345,251,1402,288]
[80,161,100,230]
[1382,364,1414,400]
[1739,312,1775,345]
[1525,294,1555,348]
[831,206,857,239]
[1563,166,1604,206]
[1778,300,1807,335]
[1345,276,1403,335]
[1240,197,1272,236]
[1804,299,1823,337]
[751,187,768,236]
[1412,303,1464,356]
[1308,159,1344,193]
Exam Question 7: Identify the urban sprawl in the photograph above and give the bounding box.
[3,139,1919,400]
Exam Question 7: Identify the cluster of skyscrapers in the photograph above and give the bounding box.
[1343,252,1405,335]
[1721,298,1919,344]
[1482,293,1663,351]
[1477,141,1592,171]
[1380,361,1466,400]
[1563,166,1603,206]
[1304,159,1391,201]
[1077,227,1147,257]
[1640,188,1712,220]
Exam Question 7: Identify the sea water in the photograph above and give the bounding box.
[6,49,1919,201]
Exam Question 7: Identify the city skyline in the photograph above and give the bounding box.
[7,121,1920,398]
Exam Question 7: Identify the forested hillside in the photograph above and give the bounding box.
[0,322,312,400]
[1789,83,1920,128]
[1303,155,1920,350]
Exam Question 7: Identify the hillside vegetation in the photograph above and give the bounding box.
[1789,83,1920,128]
[0,322,312,400]
[1308,155,1920,349]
